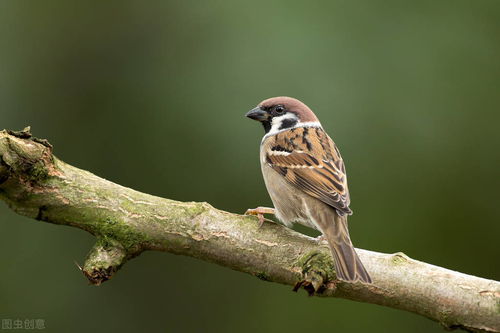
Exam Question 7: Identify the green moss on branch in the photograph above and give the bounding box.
[82,237,128,285]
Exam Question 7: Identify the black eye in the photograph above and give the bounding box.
[274,105,285,115]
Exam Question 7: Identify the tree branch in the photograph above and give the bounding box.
[0,128,498,332]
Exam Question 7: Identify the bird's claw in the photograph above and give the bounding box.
[245,207,276,228]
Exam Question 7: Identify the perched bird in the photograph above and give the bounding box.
[245,96,372,283]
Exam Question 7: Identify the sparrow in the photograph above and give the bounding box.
[245,96,372,283]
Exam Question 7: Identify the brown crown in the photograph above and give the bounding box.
[259,96,319,122]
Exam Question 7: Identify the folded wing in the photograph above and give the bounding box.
[264,127,352,216]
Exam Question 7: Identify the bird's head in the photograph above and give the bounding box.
[245,96,320,135]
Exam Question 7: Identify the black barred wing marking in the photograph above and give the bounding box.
[265,127,352,215]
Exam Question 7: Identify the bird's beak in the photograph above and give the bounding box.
[245,107,268,121]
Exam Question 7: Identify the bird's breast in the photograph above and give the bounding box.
[260,149,316,229]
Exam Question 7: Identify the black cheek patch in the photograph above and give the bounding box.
[279,118,298,130]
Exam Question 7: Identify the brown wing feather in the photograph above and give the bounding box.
[264,127,352,215]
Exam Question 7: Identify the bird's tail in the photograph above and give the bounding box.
[323,214,372,283]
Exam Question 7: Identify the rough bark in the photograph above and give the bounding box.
[0,128,498,332]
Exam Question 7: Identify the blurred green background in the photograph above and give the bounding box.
[1,0,499,332]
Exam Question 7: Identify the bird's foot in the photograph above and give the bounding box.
[244,207,275,228]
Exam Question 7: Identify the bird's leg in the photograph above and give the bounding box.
[244,207,276,227]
